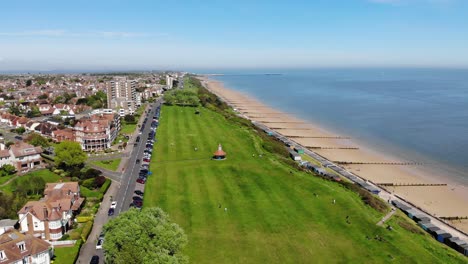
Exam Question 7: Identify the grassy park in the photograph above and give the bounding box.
[91,158,121,171]
[144,105,465,263]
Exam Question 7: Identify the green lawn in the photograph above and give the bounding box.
[120,122,137,135]
[91,158,121,171]
[144,106,465,263]
[0,174,14,185]
[0,169,61,194]
[52,240,82,264]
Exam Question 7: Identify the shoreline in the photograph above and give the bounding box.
[199,76,468,234]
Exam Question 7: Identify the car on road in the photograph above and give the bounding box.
[134,190,144,196]
[90,255,99,264]
[133,196,143,201]
[96,239,104,249]
[133,200,143,207]
[108,208,115,216]
[110,201,117,209]
[136,159,140,164]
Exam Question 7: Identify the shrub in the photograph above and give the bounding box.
[59,234,70,241]
[81,221,94,241]
[94,176,106,188]
[81,178,95,189]
[76,216,93,223]
[99,179,111,194]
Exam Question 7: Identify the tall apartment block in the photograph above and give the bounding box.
[106,77,139,116]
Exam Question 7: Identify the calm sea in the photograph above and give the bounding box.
[205,68,468,185]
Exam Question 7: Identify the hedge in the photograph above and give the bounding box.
[99,179,111,194]
[81,221,94,242]
[75,216,93,223]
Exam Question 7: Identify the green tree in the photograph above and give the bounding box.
[0,164,16,176]
[37,94,48,100]
[123,114,136,124]
[9,103,21,116]
[15,127,26,134]
[25,133,50,148]
[103,208,188,264]
[28,106,41,117]
[55,141,87,168]
[26,79,32,86]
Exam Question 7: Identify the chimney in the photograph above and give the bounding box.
[43,207,48,220]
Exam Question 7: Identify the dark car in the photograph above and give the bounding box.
[90,255,99,264]
[136,159,140,164]
[133,196,143,201]
[136,136,140,142]
[14,136,23,140]
[133,200,143,206]
[134,190,144,196]
[108,208,114,216]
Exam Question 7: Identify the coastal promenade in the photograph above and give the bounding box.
[200,77,468,245]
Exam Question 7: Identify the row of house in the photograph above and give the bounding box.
[0,111,120,152]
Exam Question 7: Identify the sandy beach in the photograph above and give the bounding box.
[200,77,468,233]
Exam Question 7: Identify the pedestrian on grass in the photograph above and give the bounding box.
[333,199,336,204]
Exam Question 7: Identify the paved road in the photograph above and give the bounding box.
[76,99,161,264]
[115,100,161,215]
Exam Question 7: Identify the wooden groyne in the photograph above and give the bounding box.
[334,161,425,165]
[260,121,306,124]
[288,135,351,139]
[377,183,447,187]
[306,146,359,150]
[270,128,314,130]
[440,216,468,221]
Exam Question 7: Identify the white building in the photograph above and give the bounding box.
[0,142,43,173]
[106,77,139,115]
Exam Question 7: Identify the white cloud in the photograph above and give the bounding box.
[0,30,154,38]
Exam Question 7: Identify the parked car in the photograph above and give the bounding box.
[136,178,146,184]
[110,201,117,209]
[133,196,143,201]
[134,190,144,196]
[108,208,115,216]
[96,239,104,249]
[90,255,99,264]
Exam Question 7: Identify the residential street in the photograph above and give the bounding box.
[76,99,161,264]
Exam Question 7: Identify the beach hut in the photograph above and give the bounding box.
[413,214,430,223]
[294,147,304,154]
[433,229,449,242]
[332,175,342,182]
[289,150,301,161]
[461,244,468,256]
[426,226,441,237]
[417,221,431,231]
[315,167,327,176]
[405,209,419,220]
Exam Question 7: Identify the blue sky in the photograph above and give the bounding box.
[0,0,467,71]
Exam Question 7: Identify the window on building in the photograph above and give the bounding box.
[34,222,38,228]
[17,242,26,252]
